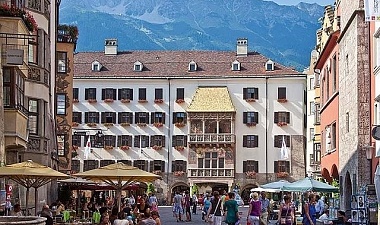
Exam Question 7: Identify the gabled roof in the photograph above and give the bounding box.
[74,50,300,78]
[187,87,235,112]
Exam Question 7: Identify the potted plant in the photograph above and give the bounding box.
[277,122,288,127]
[71,151,78,158]
[154,99,164,104]
[277,172,289,178]
[87,99,97,103]
[175,99,185,103]
[120,145,129,150]
[87,123,97,127]
[0,4,37,32]
[72,145,78,150]
[121,99,131,103]
[153,122,163,128]
[175,146,185,151]
[72,99,79,103]
[104,146,114,150]
[153,170,162,175]
[175,122,186,127]
[58,24,79,42]
[72,122,79,127]
[246,122,257,127]
[152,145,162,150]
[120,122,130,127]
[138,99,148,103]
[245,98,256,102]
[103,123,113,127]
[277,98,288,103]
[104,98,114,103]
[174,171,185,176]
[137,123,147,127]
[245,171,257,179]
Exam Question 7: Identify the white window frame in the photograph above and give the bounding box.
[265,60,274,71]
[231,60,240,71]
[188,61,197,71]
[91,60,102,71]
[134,61,143,71]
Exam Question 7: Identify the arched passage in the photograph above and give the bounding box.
[344,171,352,210]
[331,164,339,180]
[321,168,332,182]
[241,183,258,204]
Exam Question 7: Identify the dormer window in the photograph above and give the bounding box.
[265,60,274,71]
[92,60,102,72]
[134,61,143,72]
[188,61,197,72]
[232,60,241,71]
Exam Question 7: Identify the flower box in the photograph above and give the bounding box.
[153,122,163,128]
[73,99,79,103]
[175,122,186,128]
[72,145,78,150]
[277,172,289,178]
[174,171,185,176]
[120,145,129,150]
[137,123,147,127]
[104,146,114,150]
[121,99,131,103]
[246,122,257,127]
[0,5,37,32]
[152,145,162,150]
[175,99,185,104]
[245,98,256,102]
[175,146,185,151]
[277,122,288,127]
[154,99,164,104]
[245,171,257,179]
[72,122,79,127]
[120,122,131,127]
[103,123,113,127]
[138,99,148,103]
[87,123,97,127]
[87,99,97,103]
[71,151,78,158]
[104,99,114,103]
[277,99,288,103]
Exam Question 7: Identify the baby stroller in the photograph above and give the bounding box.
[268,210,279,225]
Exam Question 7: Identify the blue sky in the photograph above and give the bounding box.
[271,0,334,6]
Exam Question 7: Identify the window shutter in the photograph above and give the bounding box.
[84,89,88,100]
[254,161,259,172]
[134,136,139,147]
[274,112,279,123]
[129,89,134,100]
[101,112,106,123]
[274,136,278,148]
[274,161,279,173]
[286,112,290,124]
[172,112,176,124]
[112,112,116,123]
[286,136,290,147]
[117,136,121,147]
[243,161,247,173]
[184,136,188,147]
[118,113,122,124]
[254,135,258,147]
[243,136,247,147]
[254,112,259,123]
[162,136,165,147]
[183,161,187,171]
[255,88,259,99]
[161,161,165,172]
[112,136,116,146]
[285,161,290,173]
[84,112,89,123]
[118,89,122,100]
[144,161,148,171]
[151,113,155,124]
[150,135,154,147]
[96,112,100,123]
[184,113,187,123]
[101,89,105,100]
[162,113,166,124]
[149,161,154,172]
[112,89,116,100]
[243,112,247,124]
[243,88,247,99]
[135,113,138,124]
[172,136,176,147]
[172,161,175,172]
[128,136,132,146]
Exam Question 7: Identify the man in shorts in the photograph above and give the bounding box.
[173,191,183,222]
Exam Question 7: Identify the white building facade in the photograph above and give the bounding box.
[71,39,307,201]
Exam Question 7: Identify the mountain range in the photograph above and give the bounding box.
[59,0,325,71]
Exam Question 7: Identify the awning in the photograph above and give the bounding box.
[187,87,235,112]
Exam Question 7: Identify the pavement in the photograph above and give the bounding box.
[158,205,250,225]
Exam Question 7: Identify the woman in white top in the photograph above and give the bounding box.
[113,212,129,225]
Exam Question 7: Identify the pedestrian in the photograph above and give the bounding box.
[247,192,261,225]
[184,191,192,221]
[259,192,270,225]
[40,205,53,225]
[224,192,239,225]
[278,195,294,225]
[192,192,198,214]
[172,191,183,222]
[202,195,211,221]
[302,193,317,225]
[207,191,223,225]
[113,211,129,225]
[315,195,325,218]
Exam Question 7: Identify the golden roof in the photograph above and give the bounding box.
[187,87,235,112]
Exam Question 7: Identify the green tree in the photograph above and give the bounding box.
[192,184,198,195]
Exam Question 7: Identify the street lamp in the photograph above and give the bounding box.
[364,143,375,184]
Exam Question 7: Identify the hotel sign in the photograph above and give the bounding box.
[6,49,24,65]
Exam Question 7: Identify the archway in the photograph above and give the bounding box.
[170,182,190,203]
[344,171,352,211]
[331,164,339,181]
[241,183,258,204]
[321,168,332,182]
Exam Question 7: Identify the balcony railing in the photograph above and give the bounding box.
[188,134,235,143]
[188,168,234,177]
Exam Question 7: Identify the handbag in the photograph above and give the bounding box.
[280,206,290,224]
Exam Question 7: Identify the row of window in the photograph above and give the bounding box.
[71,159,289,174]
[71,134,291,149]
[72,111,291,125]
[72,87,288,102]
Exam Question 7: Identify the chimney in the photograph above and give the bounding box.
[104,38,118,55]
[236,38,248,57]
